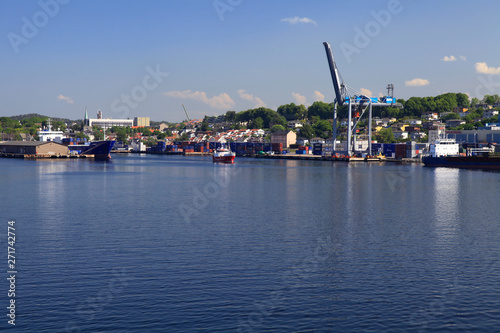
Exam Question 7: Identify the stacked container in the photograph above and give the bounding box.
[313,143,323,155]
[371,143,383,155]
[406,141,416,158]
[383,143,396,157]
[272,143,283,154]
[395,143,406,159]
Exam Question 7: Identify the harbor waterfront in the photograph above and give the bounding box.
[1,154,499,332]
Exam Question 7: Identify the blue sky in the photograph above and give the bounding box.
[1,0,500,122]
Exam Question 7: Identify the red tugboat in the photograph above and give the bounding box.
[213,148,235,163]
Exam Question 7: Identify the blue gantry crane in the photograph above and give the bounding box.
[323,42,397,155]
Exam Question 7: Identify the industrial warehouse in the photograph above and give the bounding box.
[0,141,68,157]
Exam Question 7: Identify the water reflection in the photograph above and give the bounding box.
[35,161,68,237]
[433,168,460,240]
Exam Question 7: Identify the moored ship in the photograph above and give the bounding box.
[422,138,500,169]
[68,140,115,160]
[213,148,235,163]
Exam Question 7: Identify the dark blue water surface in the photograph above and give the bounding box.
[1,154,499,332]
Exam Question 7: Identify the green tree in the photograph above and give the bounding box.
[375,128,395,143]
[442,113,459,121]
[0,117,19,129]
[470,97,480,109]
[200,121,209,131]
[251,117,264,129]
[75,132,90,140]
[225,111,236,123]
[116,129,129,142]
[313,120,332,139]
[463,123,475,130]
[145,137,156,147]
[271,124,286,133]
[277,103,307,121]
[307,101,334,120]
[93,127,104,140]
[299,123,314,139]
[484,94,500,105]
[52,120,66,131]
[456,93,470,108]
[236,107,279,128]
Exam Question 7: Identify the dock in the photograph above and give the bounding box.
[0,153,94,159]
[251,153,421,163]
[183,151,211,156]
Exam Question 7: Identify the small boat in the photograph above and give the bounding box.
[213,148,235,163]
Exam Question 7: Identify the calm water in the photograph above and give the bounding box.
[1,154,499,332]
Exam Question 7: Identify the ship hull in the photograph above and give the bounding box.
[213,155,235,163]
[422,156,500,169]
[69,141,115,160]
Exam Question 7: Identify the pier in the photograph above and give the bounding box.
[0,153,94,159]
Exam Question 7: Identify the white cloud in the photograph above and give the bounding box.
[405,78,430,87]
[360,88,373,97]
[442,55,457,62]
[57,94,74,104]
[163,90,235,109]
[281,16,317,26]
[442,55,467,62]
[292,92,307,105]
[313,91,325,102]
[475,62,500,75]
[237,89,267,107]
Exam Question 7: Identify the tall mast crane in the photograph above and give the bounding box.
[323,42,397,156]
[323,42,347,106]
[182,104,191,122]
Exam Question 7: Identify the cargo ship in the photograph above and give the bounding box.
[68,140,115,160]
[422,138,500,169]
[422,153,500,169]
[213,148,235,163]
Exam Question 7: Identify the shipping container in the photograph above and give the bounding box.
[372,143,383,153]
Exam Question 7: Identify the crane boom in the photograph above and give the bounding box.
[323,42,345,105]
[182,104,191,122]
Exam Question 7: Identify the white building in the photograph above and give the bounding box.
[393,131,409,140]
[85,109,133,128]
[422,112,438,121]
[407,119,422,125]
[288,120,303,128]
[88,118,134,128]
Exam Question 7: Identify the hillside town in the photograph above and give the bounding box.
[1,93,500,156]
